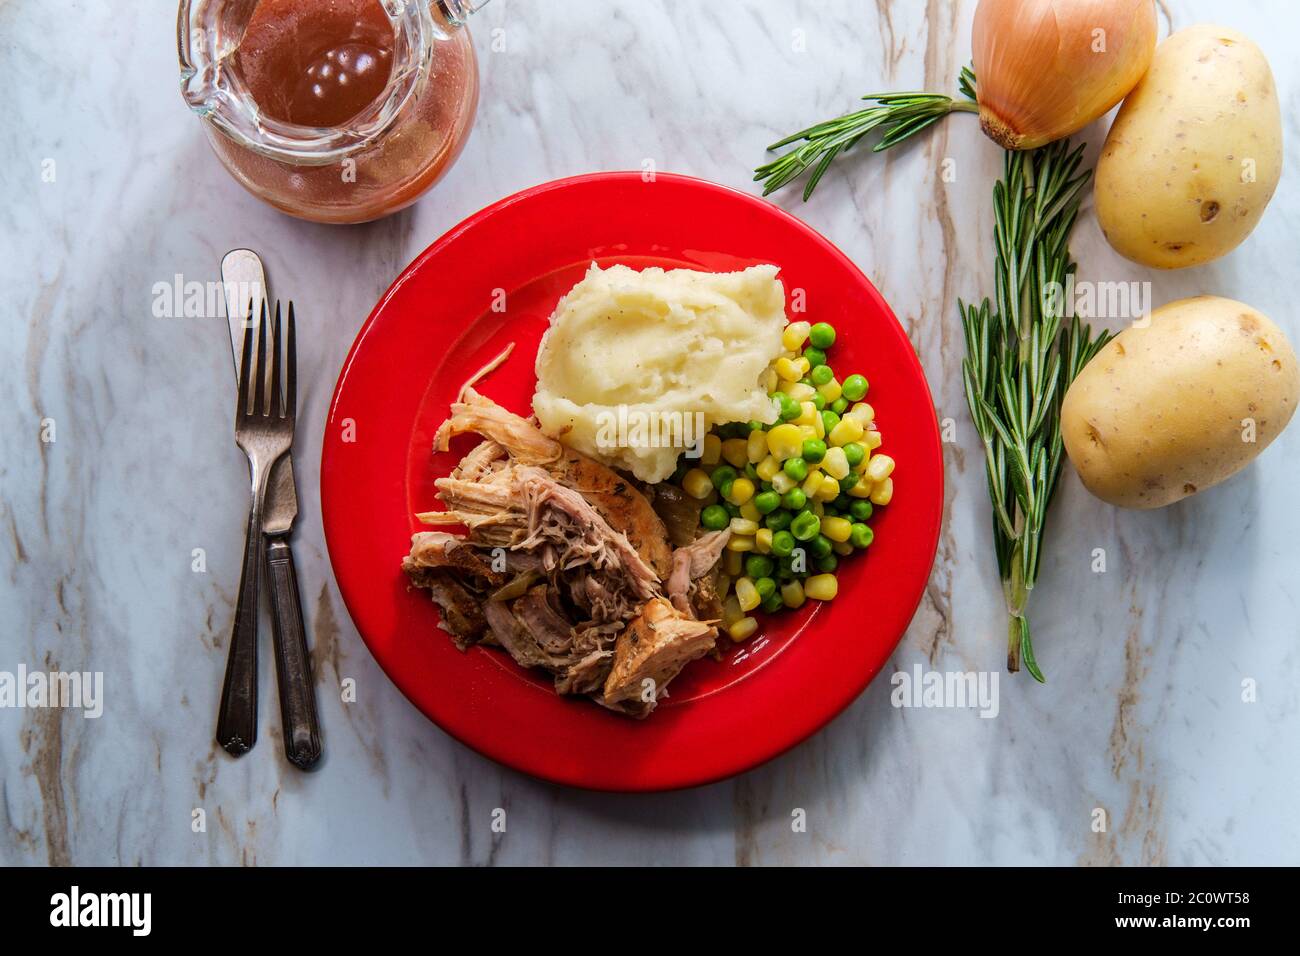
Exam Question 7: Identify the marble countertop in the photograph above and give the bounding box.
[3,0,1298,866]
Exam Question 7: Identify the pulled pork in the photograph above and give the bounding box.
[403,390,727,717]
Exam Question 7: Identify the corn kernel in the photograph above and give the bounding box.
[801,470,823,497]
[721,438,748,469]
[828,416,865,447]
[794,401,818,427]
[746,429,768,464]
[721,594,743,627]
[755,528,773,554]
[782,321,811,351]
[730,517,759,536]
[854,451,871,474]
[683,468,713,499]
[794,356,811,377]
[866,454,895,482]
[869,477,894,506]
[822,446,850,480]
[775,357,803,383]
[780,580,806,609]
[728,535,759,556]
[778,381,817,402]
[833,540,854,556]
[847,402,875,427]
[847,478,873,498]
[740,501,761,523]
[818,377,842,403]
[771,471,796,494]
[728,617,759,642]
[766,424,804,460]
[726,534,756,553]
[798,424,818,441]
[805,573,839,601]
[735,577,760,612]
[756,455,781,481]
[717,574,732,598]
[821,516,852,542]
[724,549,743,576]
[814,473,840,501]
[700,433,722,466]
[810,499,825,518]
[865,429,883,450]
[759,367,778,393]
[812,410,826,439]
[727,477,755,505]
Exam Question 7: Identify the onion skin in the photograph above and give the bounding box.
[973,0,1158,150]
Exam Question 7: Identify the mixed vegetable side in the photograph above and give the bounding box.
[671,320,893,642]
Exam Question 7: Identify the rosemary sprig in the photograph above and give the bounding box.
[755,68,978,200]
[959,141,1112,682]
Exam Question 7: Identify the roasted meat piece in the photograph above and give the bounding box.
[404,390,731,716]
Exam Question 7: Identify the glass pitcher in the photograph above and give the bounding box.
[178,0,487,224]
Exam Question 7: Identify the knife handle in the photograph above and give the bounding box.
[266,536,322,770]
[217,507,260,756]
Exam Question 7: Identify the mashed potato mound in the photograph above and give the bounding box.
[532,263,787,482]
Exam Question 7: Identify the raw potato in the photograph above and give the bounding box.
[1061,297,1298,508]
[1094,25,1282,269]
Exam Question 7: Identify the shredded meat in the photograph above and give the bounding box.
[404,390,731,716]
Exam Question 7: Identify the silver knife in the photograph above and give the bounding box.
[220,250,322,770]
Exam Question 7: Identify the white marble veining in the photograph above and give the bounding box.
[2,0,1298,865]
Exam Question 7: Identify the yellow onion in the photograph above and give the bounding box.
[972,0,1157,149]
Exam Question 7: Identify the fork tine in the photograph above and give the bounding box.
[286,301,296,421]
[237,298,255,418]
[270,301,283,419]
[254,300,268,416]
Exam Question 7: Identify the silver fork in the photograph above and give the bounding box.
[216,301,295,756]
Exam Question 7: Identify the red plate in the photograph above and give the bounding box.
[322,172,942,791]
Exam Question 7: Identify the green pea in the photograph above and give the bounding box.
[799,376,813,387]
[753,490,781,514]
[842,374,868,402]
[801,439,827,464]
[849,500,874,521]
[790,511,821,541]
[843,442,865,468]
[838,473,860,493]
[820,410,841,435]
[781,487,807,512]
[776,561,795,581]
[812,393,826,411]
[809,534,833,560]
[744,463,760,482]
[850,523,874,548]
[701,504,730,530]
[816,554,839,573]
[809,322,836,349]
[777,393,801,421]
[717,478,734,499]
[724,501,741,518]
[761,591,785,613]
[748,419,766,432]
[710,465,737,489]
[804,346,827,368]
[765,510,793,532]
[746,555,775,580]
[770,530,795,557]
[754,575,777,600]
[782,457,808,482]
[810,364,834,387]
[830,397,848,415]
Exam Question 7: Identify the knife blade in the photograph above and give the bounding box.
[221,249,298,534]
